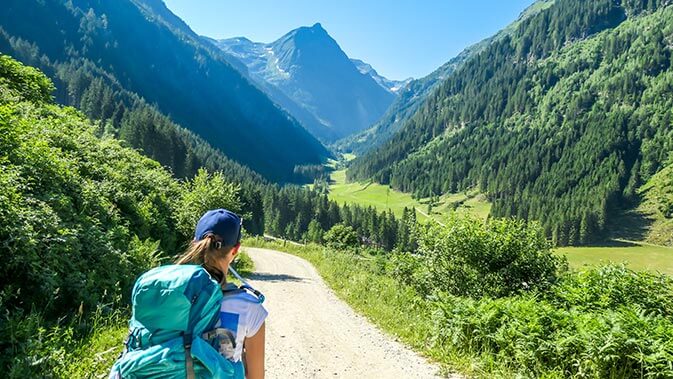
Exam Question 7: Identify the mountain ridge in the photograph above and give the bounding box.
[215,23,395,142]
[336,0,556,155]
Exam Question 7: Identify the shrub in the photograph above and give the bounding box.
[431,271,673,378]
[414,216,563,298]
[176,168,241,240]
[323,223,359,250]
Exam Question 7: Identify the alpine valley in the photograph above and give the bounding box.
[348,0,673,247]
[0,0,329,182]
[3,0,673,378]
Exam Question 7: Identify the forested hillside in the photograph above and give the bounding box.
[0,54,245,374]
[0,0,329,182]
[336,0,556,155]
[349,0,673,245]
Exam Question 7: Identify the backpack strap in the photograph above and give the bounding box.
[227,266,265,303]
[183,332,195,379]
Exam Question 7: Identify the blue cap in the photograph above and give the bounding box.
[194,209,242,246]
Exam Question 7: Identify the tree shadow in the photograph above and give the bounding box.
[582,205,656,248]
[247,272,305,283]
[606,206,655,242]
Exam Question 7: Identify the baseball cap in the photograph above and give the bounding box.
[194,209,242,246]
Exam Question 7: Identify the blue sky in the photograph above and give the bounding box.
[163,0,536,80]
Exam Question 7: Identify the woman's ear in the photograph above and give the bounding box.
[230,243,241,259]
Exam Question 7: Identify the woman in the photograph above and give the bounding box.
[176,209,267,379]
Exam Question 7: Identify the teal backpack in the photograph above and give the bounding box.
[109,265,234,379]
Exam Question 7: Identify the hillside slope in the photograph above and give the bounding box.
[640,157,673,246]
[0,0,329,182]
[349,0,673,245]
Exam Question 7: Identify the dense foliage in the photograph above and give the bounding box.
[397,218,561,298]
[431,269,673,378]
[349,0,673,245]
[0,55,247,374]
[0,0,329,182]
[323,224,359,250]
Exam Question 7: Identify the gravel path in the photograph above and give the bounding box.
[244,247,454,379]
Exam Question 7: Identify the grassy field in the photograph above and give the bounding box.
[327,169,491,223]
[328,162,672,275]
[557,241,673,275]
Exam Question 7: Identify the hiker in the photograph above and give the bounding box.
[176,209,267,379]
[109,209,266,379]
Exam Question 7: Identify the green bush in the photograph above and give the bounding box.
[549,264,673,316]
[431,267,673,378]
[176,168,241,239]
[413,216,563,298]
[323,223,359,250]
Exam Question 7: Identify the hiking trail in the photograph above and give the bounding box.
[244,247,456,378]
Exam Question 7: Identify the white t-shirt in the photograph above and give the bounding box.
[215,286,268,363]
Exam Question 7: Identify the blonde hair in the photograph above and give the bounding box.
[175,234,235,270]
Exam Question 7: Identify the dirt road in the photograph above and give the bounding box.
[243,247,449,378]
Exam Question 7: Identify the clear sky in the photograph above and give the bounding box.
[163,0,536,80]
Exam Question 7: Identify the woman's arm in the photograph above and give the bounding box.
[244,322,265,379]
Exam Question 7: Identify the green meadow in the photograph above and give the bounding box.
[558,241,673,275]
[326,169,491,223]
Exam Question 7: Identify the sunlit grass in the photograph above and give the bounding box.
[558,241,673,275]
[327,169,491,223]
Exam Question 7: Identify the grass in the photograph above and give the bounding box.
[328,166,672,275]
[327,169,491,223]
[558,241,673,275]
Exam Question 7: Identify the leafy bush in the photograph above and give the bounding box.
[413,216,563,298]
[176,168,241,239]
[323,223,359,250]
[233,251,254,277]
[549,264,673,316]
[432,266,673,378]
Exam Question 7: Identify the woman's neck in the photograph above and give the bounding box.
[204,263,227,285]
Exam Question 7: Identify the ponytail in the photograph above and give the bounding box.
[175,236,215,265]
[175,234,236,283]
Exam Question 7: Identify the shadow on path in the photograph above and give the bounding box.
[248,272,305,283]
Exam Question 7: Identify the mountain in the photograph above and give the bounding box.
[349,0,673,246]
[350,58,412,94]
[337,0,556,155]
[215,23,396,142]
[0,0,330,182]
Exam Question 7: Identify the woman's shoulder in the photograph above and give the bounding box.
[221,289,265,310]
